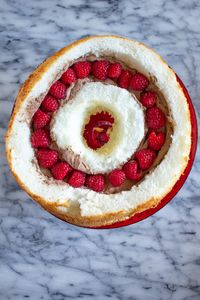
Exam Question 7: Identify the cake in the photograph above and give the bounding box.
[5,36,191,227]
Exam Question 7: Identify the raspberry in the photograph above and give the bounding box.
[146,107,166,129]
[86,174,105,192]
[37,149,58,168]
[140,90,156,108]
[107,63,122,79]
[42,94,59,112]
[33,109,50,129]
[118,70,132,89]
[31,129,50,148]
[130,73,149,91]
[61,67,77,84]
[92,60,110,80]
[108,169,126,187]
[148,131,165,151]
[135,149,156,170]
[73,61,92,79]
[49,81,67,99]
[123,160,142,181]
[51,162,72,180]
[68,170,86,188]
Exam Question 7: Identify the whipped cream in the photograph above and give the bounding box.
[51,82,145,173]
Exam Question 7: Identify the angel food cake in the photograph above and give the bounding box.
[6,36,191,227]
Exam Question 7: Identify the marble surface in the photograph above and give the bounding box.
[0,0,200,299]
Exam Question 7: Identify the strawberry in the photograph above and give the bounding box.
[118,70,132,89]
[37,149,58,168]
[73,61,92,79]
[140,90,156,108]
[148,131,165,151]
[92,60,110,80]
[123,160,142,181]
[49,81,67,99]
[146,107,166,129]
[68,170,86,188]
[130,73,149,91]
[86,174,105,192]
[108,169,126,187]
[42,94,59,112]
[135,149,156,170]
[61,67,77,84]
[51,161,72,180]
[33,109,50,129]
[107,62,122,79]
[31,129,50,148]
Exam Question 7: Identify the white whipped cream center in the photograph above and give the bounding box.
[51,82,145,173]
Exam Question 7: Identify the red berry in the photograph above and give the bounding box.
[42,94,59,112]
[61,67,77,84]
[84,129,110,150]
[33,109,50,129]
[31,129,50,148]
[118,70,132,89]
[51,162,72,180]
[130,73,149,91]
[49,81,67,99]
[85,129,102,150]
[146,107,166,129]
[73,61,92,79]
[123,160,142,181]
[37,149,58,168]
[68,170,86,188]
[98,132,110,144]
[135,149,156,170]
[92,60,110,80]
[108,169,126,187]
[85,111,114,129]
[84,112,114,150]
[140,91,156,108]
[86,174,105,192]
[148,131,165,151]
[107,63,122,79]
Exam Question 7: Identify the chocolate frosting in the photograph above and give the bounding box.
[30,55,174,194]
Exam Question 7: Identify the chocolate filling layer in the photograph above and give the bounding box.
[30,55,174,194]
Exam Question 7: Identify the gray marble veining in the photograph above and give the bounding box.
[0,0,200,299]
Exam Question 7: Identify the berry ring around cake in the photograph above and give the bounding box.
[5,36,197,228]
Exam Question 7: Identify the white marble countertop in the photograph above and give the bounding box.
[0,0,200,299]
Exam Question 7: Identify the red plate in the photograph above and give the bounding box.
[93,74,198,229]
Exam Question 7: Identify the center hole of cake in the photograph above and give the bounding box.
[83,111,114,150]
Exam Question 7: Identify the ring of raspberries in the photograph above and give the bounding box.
[31,59,167,192]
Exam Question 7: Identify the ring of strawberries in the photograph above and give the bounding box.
[31,59,167,192]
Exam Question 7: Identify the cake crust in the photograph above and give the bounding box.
[5,35,191,227]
